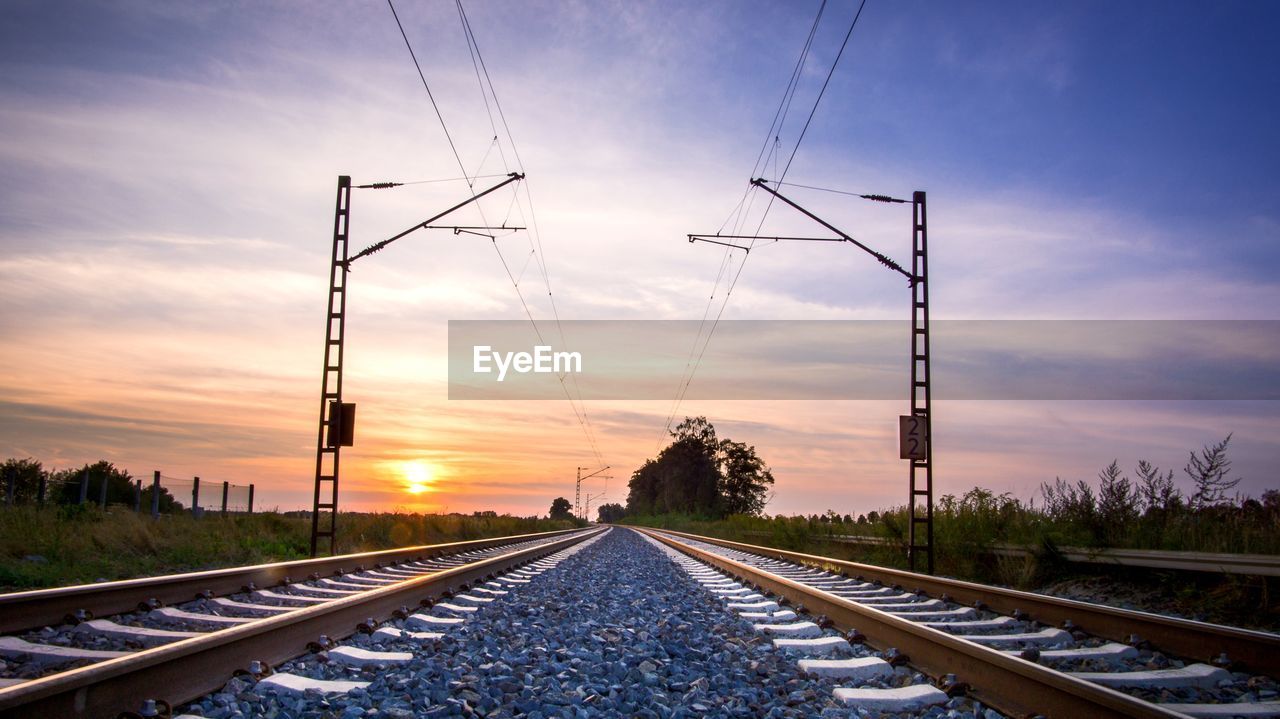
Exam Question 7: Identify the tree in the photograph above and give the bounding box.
[1,458,47,504]
[597,503,626,523]
[626,459,661,516]
[548,497,573,521]
[672,416,718,446]
[1185,435,1240,509]
[718,439,774,516]
[54,461,137,506]
[624,416,774,519]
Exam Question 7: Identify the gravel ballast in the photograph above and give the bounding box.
[177,528,1001,718]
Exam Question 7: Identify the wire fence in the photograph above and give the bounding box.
[1,467,254,517]
[155,474,255,516]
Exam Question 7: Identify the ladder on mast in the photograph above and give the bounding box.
[311,175,351,557]
[907,191,933,574]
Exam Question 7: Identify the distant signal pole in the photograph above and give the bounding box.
[575,465,610,521]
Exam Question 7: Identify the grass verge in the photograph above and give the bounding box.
[0,506,577,591]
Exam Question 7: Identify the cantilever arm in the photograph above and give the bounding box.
[348,172,525,264]
[750,178,912,280]
[688,235,753,251]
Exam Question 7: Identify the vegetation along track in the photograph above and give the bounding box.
[0,527,600,717]
[639,527,1280,718]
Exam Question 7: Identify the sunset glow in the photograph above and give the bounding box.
[403,461,436,495]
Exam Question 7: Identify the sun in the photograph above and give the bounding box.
[401,461,435,495]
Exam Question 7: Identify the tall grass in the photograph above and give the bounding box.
[622,483,1280,587]
[0,506,576,591]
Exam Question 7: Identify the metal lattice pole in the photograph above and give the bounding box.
[907,191,934,574]
[311,175,352,556]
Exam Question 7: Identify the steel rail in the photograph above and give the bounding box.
[647,528,1280,676]
[0,527,605,717]
[762,531,1280,577]
[996,545,1280,577]
[637,528,1190,719]
[0,527,584,634]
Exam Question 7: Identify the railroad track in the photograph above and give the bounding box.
[640,527,1280,719]
[0,527,601,717]
[0,526,1275,718]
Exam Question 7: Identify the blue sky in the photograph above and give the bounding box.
[1,0,1277,513]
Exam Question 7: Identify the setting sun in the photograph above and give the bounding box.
[402,461,436,495]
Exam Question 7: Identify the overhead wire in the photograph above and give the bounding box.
[385,0,605,469]
[367,174,509,187]
[657,0,870,448]
[387,0,470,183]
[656,0,830,448]
[454,0,607,469]
[775,181,908,203]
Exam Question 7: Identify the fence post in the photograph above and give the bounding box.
[247,484,255,514]
[98,470,108,508]
[134,479,142,512]
[221,481,229,517]
[78,468,89,505]
[151,471,160,518]
[37,475,46,506]
[192,476,200,518]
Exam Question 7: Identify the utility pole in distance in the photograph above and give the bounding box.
[575,465,610,520]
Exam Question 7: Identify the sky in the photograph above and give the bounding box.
[1,0,1278,517]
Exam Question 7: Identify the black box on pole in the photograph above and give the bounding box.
[326,402,356,447]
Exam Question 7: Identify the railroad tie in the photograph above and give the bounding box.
[727,600,781,611]
[372,626,443,642]
[1004,642,1138,661]
[209,597,297,615]
[739,609,798,621]
[0,636,128,665]
[797,656,894,681]
[252,589,331,605]
[325,646,413,667]
[773,636,854,656]
[73,619,202,647]
[961,627,1073,647]
[256,673,370,696]
[405,614,466,630]
[1071,663,1231,690]
[149,607,256,626]
[832,684,948,711]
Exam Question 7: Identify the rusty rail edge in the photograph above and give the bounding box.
[753,531,1280,577]
[644,527,1280,678]
[0,527,586,634]
[0,527,607,717]
[637,528,1190,719]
